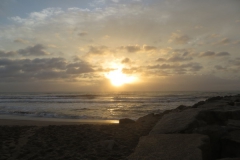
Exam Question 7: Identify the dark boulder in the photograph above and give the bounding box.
[174,105,190,111]
[217,158,240,160]
[136,113,162,126]
[119,118,135,124]
[193,125,228,159]
[192,101,206,108]
[150,109,202,134]
[128,134,211,160]
[206,96,223,102]
[221,130,240,158]
[227,119,240,130]
[235,102,240,106]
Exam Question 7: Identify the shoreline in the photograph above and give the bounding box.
[0,113,159,160]
[0,115,119,126]
[1,94,240,159]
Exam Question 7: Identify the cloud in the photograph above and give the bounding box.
[78,32,88,36]
[194,25,203,29]
[208,34,221,39]
[167,55,193,62]
[112,0,119,3]
[169,32,190,44]
[14,38,29,44]
[233,40,240,45]
[199,51,230,57]
[156,56,192,62]
[156,49,194,62]
[121,45,157,53]
[0,0,239,90]
[199,51,215,57]
[156,58,166,62]
[17,44,49,56]
[122,67,140,74]
[147,62,203,75]
[47,44,57,48]
[143,45,157,51]
[144,75,240,91]
[230,58,240,67]
[11,8,63,26]
[214,60,240,73]
[214,38,231,45]
[124,45,141,53]
[0,57,94,82]
[121,57,131,64]
[216,52,230,56]
[87,46,108,55]
[181,63,203,72]
[0,50,16,57]
[215,65,226,71]
[0,44,50,57]
[66,61,94,74]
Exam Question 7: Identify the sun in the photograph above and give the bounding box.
[105,68,137,87]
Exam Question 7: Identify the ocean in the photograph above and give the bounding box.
[0,91,239,120]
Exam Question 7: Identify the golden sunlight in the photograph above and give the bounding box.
[105,68,137,87]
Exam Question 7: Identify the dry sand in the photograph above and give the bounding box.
[0,115,160,160]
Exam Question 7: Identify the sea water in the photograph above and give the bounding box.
[0,91,239,120]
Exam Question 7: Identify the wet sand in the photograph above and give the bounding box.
[0,115,119,126]
[0,114,161,160]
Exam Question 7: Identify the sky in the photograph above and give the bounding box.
[0,0,240,92]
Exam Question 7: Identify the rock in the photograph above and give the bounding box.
[223,95,240,103]
[119,118,135,124]
[215,108,240,122]
[128,134,211,160]
[235,102,240,106]
[193,125,228,159]
[136,113,162,125]
[227,119,240,129]
[162,109,172,115]
[192,101,206,108]
[149,106,240,135]
[196,107,240,125]
[206,96,223,102]
[193,102,230,109]
[174,105,190,111]
[217,158,240,160]
[99,140,116,150]
[224,130,240,143]
[221,130,240,158]
[131,95,240,159]
[227,102,235,106]
[150,109,202,134]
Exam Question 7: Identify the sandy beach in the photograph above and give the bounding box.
[0,114,160,160]
[2,94,240,160]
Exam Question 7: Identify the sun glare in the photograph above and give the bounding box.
[105,68,137,87]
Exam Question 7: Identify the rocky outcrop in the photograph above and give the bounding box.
[217,158,240,160]
[136,113,163,126]
[128,134,211,160]
[129,94,240,160]
[227,119,240,129]
[119,118,135,124]
[218,158,240,160]
[221,130,240,158]
[150,109,201,134]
